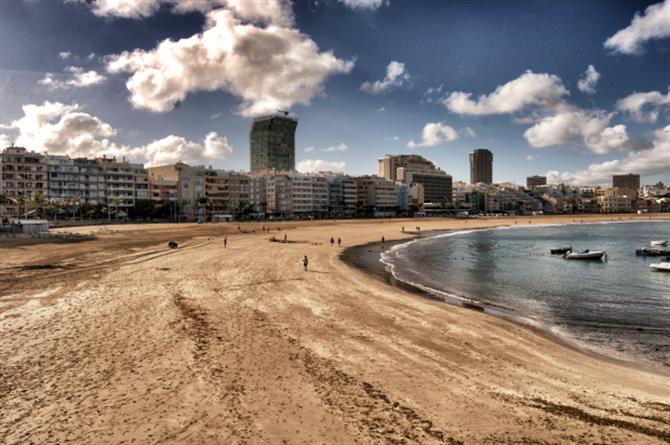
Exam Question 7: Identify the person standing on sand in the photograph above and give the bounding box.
[284,233,287,243]
[401,226,405,233]
[330,237,334,246]
[303,255,308,271]
[337,237,341,247]
[224,236,227,248]
[381,236,385,244]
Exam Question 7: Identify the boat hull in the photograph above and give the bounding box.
[650,263,670,272]
[564,251,606,260]
[636,248,670,257]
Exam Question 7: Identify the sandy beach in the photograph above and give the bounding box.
[1,214,669,444]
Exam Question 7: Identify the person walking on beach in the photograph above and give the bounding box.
[337,237,341,247]
[330,237,335,247]
[381,236,385,244]
[401,226,405,233]
[303,255,309,271]
[224,236,227,248]
[284,233,287,243]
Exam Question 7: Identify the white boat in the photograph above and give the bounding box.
[650,262,670,272]
[650,240,667,246]
[564,249,606,260]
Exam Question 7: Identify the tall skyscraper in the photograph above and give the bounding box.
[612,173,640,190]
[469,149,493,184]
[250,113,297,172]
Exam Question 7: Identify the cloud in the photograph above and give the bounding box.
[360,60,409,95]
[523,107,634,154]
[39,66,107,89]
[75,0,294,25]
[59,51,71,59]
[210,112,223,119]
[463,126,477,138]
[604,0,670,55]
[546,125,670,185]
[616,88,670,123]
[0,101,231,166]
[339,0,387,10]
[526,154,542,161]
[442,70,568,115]
[106,8,353,116]
[374,106,385,112]
[321,143,348,152]
[296,159,346,173]
[407,122,459,148]
[303,146,315,153]
[577,65,600,95]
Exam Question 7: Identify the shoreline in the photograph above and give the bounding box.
[340,221,670,377]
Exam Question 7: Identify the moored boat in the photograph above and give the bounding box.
[650,262,670,272]
[636,247,670,257]
[650,240,667,246]
[550,246,572,254]
[564,249,606,260]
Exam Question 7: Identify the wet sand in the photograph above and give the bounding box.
[1,215,669,444]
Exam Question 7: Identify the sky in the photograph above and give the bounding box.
[0,0,669,186]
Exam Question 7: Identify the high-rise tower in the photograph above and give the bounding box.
[250,113,297,172]
[469,149,493,184]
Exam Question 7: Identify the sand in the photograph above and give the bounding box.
[0,214,669,444]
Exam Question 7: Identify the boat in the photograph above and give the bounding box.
[650,262,670,272]
[550,246,572,254]
[635,247,670,257]
[650,240,667,246]
[564,249,606,260]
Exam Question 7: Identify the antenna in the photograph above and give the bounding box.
[275,109,289,116]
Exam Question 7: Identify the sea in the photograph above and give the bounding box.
[380,220,670,369]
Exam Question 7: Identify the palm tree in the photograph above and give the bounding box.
[110,196,123,222]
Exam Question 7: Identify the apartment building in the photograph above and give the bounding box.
[0,146,48,216]
[266,172,328,217]
[45,154,82,204]
[204,169,250,216]
[325,174,357,216]
[354,176,399,212]
[377,154,452,205]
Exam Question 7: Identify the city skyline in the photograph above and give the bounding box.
[1,0,669,186]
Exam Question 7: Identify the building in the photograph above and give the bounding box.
[45,154,82,205]
[204,169,250,216]
[526,175,547,189]
[354,176,399,213]
[612,174,640,190]
[266,172,328,217]
[250,113,297,172]
[469,149,493,184]
[325,174,357,216]
[148,162,206,216]
[0,146,48,217]
[98,157,148,209]
[75,158,107,206]
[597,194,632,213]
[377,154,452,205]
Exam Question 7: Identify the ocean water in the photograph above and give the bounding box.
[381,221,670,368]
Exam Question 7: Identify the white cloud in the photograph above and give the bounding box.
[339,0,386,10]
[407,122,459,148]
[39,66,106,89]
[106,8,353,116]
[526,154,542,161]
[303,146,315,153]
[523,107,632,154]
[360,60,409,95]
[546,125,670,185]
[577,65,600,95]
[210,112,223,119]
[604,0,670,55]
[296,159,346,173]
[0,101,231,166]
[442,70,568,115]
[616,88,670,123]
[75,0,294,25]
[463,126,477,138]
[375,106,385,112]
[59,51,71,59]
[321,143,348,152]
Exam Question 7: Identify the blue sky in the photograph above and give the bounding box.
[1,0,669,185]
